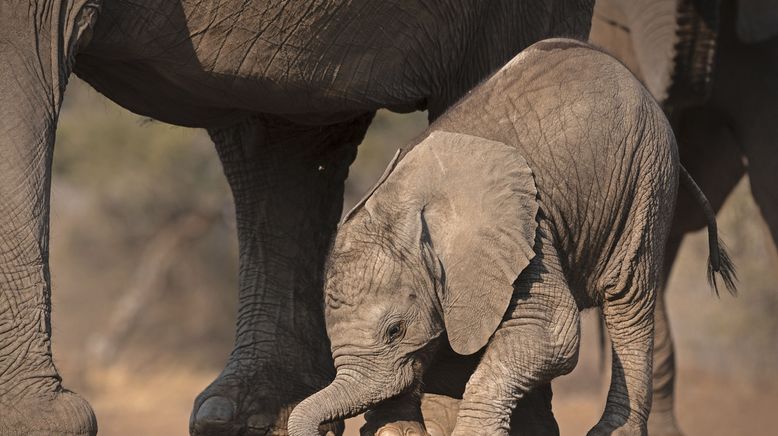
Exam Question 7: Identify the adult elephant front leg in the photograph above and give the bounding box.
[0,1,98,435]
[190,114,374,436]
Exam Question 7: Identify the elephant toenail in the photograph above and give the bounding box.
[376,427,403,436]
[195,396,234,423]
[426,421,445,436]
[247,413,274,431]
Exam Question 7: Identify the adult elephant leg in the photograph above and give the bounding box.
[668,107,746,244]
[0,2,98,435]
[648,107,745,436]
[720,34,778,258]
[742,118,778,257]
[190,113,373,436]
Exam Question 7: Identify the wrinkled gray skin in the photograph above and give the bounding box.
[590,0,778,434]
[289,39,692,436]
[0,1,598,435]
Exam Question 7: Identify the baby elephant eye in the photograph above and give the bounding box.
[386,321,404,342]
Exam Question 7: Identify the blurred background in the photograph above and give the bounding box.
[50,78,777,435]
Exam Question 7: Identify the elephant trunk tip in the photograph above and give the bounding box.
[288,373,381,436]
[287,401,324,436]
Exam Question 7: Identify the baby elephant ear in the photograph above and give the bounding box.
[417,131,539,355]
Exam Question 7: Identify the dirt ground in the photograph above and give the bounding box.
[68,309,778,436]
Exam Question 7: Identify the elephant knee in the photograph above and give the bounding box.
[550,308,580,376]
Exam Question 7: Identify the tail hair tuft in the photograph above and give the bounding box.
[706,237,737,296]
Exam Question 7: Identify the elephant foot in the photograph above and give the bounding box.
[587,420,647,436]
[0,389,97,436]
[190,364,341,436]
[361,397,429,436]
[647,410,684,436]
[420,394,459,436]
[362,421,428,436]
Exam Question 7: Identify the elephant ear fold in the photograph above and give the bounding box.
[415,131,539,355]
[737,0,778,43]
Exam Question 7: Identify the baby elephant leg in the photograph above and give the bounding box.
[361,393,428,436]
[452,245,580,436]
[589,262,658,435]
[419,388,556,436]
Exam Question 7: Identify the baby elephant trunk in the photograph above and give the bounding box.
[288,370,384,436]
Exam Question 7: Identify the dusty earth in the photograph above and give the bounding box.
[69,311,778,436]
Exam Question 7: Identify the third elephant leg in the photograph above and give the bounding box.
[649,106,745,436]
[190,113,374,436]
[712,4,778,260]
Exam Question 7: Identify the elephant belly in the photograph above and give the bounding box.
[77,0,441,127]
[73,55,375,128]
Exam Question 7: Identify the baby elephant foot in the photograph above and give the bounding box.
[587,420,647,436]
[362,421,428,436]
[421,394,459,436]
[361,394,428,436]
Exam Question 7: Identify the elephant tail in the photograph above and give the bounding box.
[679,165,738,295]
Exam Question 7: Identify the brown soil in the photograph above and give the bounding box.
[76,313,778,435]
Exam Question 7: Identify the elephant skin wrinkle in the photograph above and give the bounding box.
[1,2,602,435]
[288,39,727,436]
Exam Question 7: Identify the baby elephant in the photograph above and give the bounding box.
[288,39,734,436]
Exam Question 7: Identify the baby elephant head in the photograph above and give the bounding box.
[288,131,539,436]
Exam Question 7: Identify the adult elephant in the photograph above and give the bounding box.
[590,0,778,434]
[0,1,595,435]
